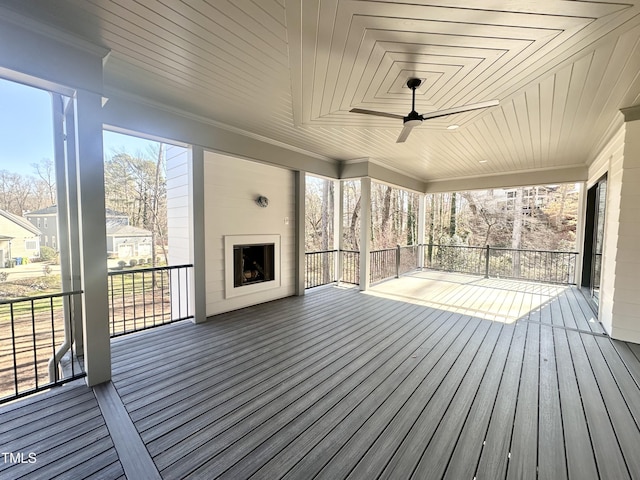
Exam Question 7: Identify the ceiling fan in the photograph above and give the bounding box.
[350,78,499,143]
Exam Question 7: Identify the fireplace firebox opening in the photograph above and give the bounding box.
[233,243,275,287]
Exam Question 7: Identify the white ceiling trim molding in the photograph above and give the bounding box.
[425,166,588,193]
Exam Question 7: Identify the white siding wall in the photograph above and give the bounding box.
[204,152,296,316]
[166,145,191,266]
[587,124,625,335]
[611,119,640,342]
[588,119,640,342]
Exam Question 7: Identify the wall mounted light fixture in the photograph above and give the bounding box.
[255,195,269,208]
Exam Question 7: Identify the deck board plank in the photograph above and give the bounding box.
[537,324,568,480]
[506,321,540,480]
[4,273,640,480]
[157,297,452,477]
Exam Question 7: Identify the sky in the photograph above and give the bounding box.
[0,77,160,176]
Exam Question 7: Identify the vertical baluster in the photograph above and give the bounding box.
[10,304,18,395]
[31,299,38,390]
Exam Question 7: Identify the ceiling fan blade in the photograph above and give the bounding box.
[396,123,417,143]
[350,108,404,120]
[421,99,499,121]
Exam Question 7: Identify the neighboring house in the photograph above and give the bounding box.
[23,205,58,250]
[106,224,153,259]
[25,206,152,258]
[0,209,41,267]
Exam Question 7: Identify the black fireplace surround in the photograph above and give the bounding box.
[233,243,275,287]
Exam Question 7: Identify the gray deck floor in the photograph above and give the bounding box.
[3,272,640,479]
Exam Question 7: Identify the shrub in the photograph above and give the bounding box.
[39,246,57,262]
[43,265,52,276]
[0,272,8,282]
[117,260,127,269]
[129,259,138,267]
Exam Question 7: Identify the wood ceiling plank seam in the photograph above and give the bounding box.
[359,22,547,48]
[354,15,570,42]
[538,75,557,166]
[499,100,528,167]
[549,66,573,164]
[427,56,503,108]
[248,0,288,36]
[96,22,278,96]
[225,0,288,46]
[104,45,276,109]
[372,53,486,107]
[99,0,286,82]
[525,85,543,169]
[456,32,562,106]
[513,94,536,167]
[430,132,477,176]
[310,0,340,122]
[290,0,316,127]
[449,128,493,172]
[361,0,629,18]
[468,117,510,172]
[348,41,388,105]
[332,16,377,113]
[581,31,640,153]
[158,0,289,71]
[360,2,595,30]
[465,121,510,172]
[318,0,362,119]
[180,0,289,67]
[466,8,640,112]
[550,53,593,163]
[559,46,614,161]
[294,0,322,126]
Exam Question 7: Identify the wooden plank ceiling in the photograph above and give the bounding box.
[2,0,640,182]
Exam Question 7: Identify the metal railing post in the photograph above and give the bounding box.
[485,244,490,278]
[396,245,401,278]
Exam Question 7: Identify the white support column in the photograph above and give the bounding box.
[74,89,110,386]
[63,98,83,352]
[360,177,372,291]
[295,171,306,295]
[189,146,207,323]
[417,193,426,269]
[334,179,344,283]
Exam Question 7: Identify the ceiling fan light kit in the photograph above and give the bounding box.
[350,78,499,143]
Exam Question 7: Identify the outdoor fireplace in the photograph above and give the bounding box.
[233,243,275,287]
[224,234,281,298]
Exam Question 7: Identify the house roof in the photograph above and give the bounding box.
[106,224,152,237]
[0,209,41,236]
[1,1,639,186]
[26,205,129,218]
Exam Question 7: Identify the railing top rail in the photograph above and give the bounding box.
[486,246,579,255]
[371,248,397,254]
[108,263,194,276]
[305,249,339,255]
[422,243,578,255]
[0,289,84,306]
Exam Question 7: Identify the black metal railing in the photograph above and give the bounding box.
[108,264,193,337]
[399,245,420,276]
[305,250,337,288]
[370,248,397,284]
[424,244,578,284]
[341,250,360,285]
[1,290,85,404]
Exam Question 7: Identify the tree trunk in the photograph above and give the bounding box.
[350,196,361,250]
[512,187,524,276]
[449,192,457,238]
